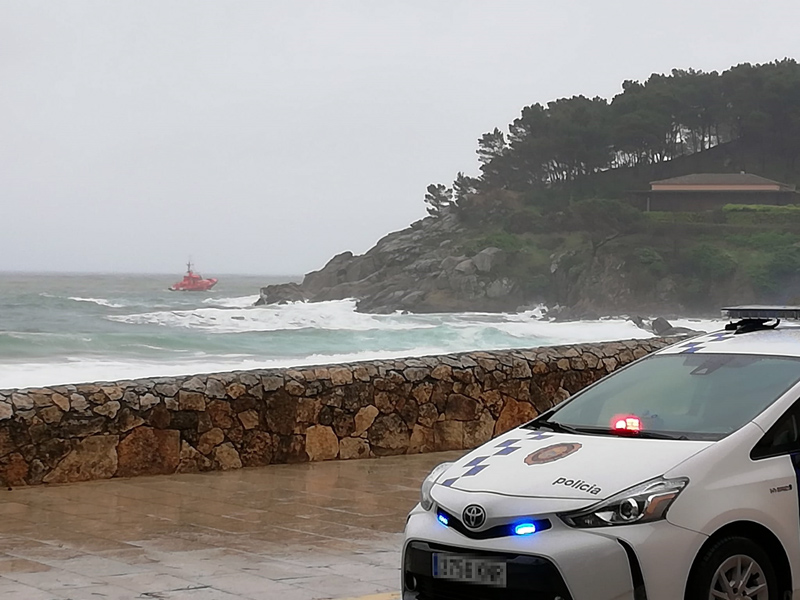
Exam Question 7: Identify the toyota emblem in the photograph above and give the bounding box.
[462,504,486,529]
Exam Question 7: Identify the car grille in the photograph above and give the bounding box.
[436,507,552,540]
[404,541,573,600]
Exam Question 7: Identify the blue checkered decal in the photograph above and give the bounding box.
[679,332,733,354]
[441,431,554,487]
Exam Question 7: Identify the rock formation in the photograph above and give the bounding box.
[256,211,523,313]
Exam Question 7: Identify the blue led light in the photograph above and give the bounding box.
[514,522,537,536]
[437,513,449,526]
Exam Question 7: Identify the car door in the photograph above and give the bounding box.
[750,400,800,572]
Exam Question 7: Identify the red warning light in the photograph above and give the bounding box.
[612,415,642,432]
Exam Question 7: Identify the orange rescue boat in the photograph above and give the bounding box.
[169,262,218,292]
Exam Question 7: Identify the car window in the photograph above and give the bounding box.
[541,354,800,441]
[752,401,800,459]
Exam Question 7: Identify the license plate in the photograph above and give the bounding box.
[432,553,507,587]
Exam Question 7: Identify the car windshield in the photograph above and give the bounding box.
[533,353,800,441]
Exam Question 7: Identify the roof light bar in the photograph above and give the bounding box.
[722,306,800,321]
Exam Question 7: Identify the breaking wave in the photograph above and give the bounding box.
[1,275,726,390]
[68,297,126,308]
[107,299,438,333]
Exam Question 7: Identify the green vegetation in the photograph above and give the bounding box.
[426,59,800,203]
[419,59,800,313]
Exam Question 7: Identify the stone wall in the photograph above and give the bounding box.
[0,337,680,487]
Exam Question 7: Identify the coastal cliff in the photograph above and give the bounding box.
[257,196,800,317]
[258,60,800,316]
[258,212,526,313]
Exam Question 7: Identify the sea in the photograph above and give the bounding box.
[0,273,724,391]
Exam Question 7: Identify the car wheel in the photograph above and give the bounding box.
[687,536,778,600]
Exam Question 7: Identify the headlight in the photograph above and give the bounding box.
[420,462,454,511]
[559,476,688,528]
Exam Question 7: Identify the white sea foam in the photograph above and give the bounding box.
[69,297,125,308]
[202,295,261,309]
[0,350,442,390]
[0,317,729,391]
[3,283,732,390]
[107,299,438,333]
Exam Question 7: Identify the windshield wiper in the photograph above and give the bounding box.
[583,427,689,440]
[627,430,689,441]
[530,420,689,440]
[530,420,584,435]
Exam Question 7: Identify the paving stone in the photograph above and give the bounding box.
[0,451,462,599]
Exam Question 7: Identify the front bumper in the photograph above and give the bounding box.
[403,506,705,600]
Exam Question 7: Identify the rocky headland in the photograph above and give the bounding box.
[257,212,525,314]
[256,59,800,317]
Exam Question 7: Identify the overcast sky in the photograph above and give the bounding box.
[2,1,799,275]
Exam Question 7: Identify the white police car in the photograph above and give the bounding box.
[403,307,800,600]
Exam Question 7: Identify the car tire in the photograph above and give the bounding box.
[687,536,779,600]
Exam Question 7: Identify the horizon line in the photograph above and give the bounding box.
[0,270,304,278]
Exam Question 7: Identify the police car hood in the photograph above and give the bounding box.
[435,428,712,501]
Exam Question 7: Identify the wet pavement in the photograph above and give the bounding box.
[0,451,463,599]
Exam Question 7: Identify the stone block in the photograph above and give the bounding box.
[212,443,242,470]
[444,394,481,421]
[39,406,64,424]
[296,398,321,423]
[0,430,15,458]
[339,437,370,459]
[116,427,180,477]
[11,394,33,410]
[430,365,452,380]
[118,408,145,433]
[93,401,120,419]
[285,380,305,396]
[197,428,225,455]
[403,367,428,382]
[178,391,206,411]
[494,398,537,436]
[408,425,435,454]
[154,382,179,397]
[70,394,90,413]
[226,382,247,399]
[329,367,353,386]
[44,435,119,484]
[148,404,171,429]
[205,379,227,399]
[0,452,29,486]
[305,425,339,461]
[51,393,70,412]
[332,410,355,438]
[262,375,284,391]
[434,420,463,451]
[238,409,260,430]
[101,386,123,401]
[368,413,409,455]
[182,377,206,392]
[265,394,299,436]
[177,441,211,473]
[274,435,308,463]
[240,431,273,467]
[412,382,433,404]
[602,357,618,372]
[464,411,496,449]
[207,400,234,429]
[0,401,13,421]
[353,405,379,437]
